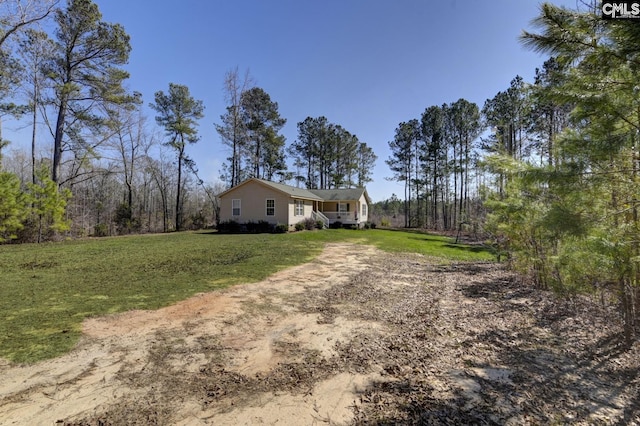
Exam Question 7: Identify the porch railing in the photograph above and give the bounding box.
[312,210,329,228]
[322,211,357,223]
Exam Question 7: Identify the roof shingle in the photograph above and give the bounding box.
[219,178,370,203]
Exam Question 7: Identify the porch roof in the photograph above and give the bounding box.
[309,188,371,204]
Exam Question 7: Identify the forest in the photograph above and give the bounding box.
[0,0,378,238]
[381,2,640,342]
[1,1,640,339]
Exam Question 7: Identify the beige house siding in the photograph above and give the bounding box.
[358,193,369,223]
[220,182,289,225]
[289,199,313,226]
[218,178,370,230]
[219,180,316,228]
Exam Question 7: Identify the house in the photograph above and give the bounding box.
[217,178,372,230]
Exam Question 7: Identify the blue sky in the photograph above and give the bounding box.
[7,0,579,202]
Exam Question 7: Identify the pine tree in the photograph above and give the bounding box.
[47,0,133,185]
[510,2,640,341]
[150,83,204,231]
[291,116,375,190]
[215,67,254,187]
[386,121,418,227]
[239,87,286,180]
[0,171,27,241]
[421,105,447,229]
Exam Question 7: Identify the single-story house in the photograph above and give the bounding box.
[217,178,372,230]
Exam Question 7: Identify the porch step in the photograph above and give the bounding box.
[312,210,329,229]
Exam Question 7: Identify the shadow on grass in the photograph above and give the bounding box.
[396,229,495,256]
[380,227,453,238]
[195,230,218,235]
[443,243,494,255]
[194,230,281,236]
[404,234,495,257]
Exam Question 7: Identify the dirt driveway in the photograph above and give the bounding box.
[0,243,638,425]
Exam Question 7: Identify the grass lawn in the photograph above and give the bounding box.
[0,229,493,363]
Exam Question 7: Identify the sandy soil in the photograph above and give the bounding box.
[0,242,638,425]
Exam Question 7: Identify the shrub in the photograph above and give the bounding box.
[14,217,37,243]
[217,220,241,233]
[315,220,325,229]
[94,223,108,237]
[245,220,272,233]
[380,217,390,227]
[273,223,288,233]
[302,217,316,230]
[245,221,258,233]
[330,221,343,229]
[0,172,28,243]
[295,222,305,231]
[114,203,132,232]
[189,210,207,230]
[114,203,141,234]
[257,220,272,233]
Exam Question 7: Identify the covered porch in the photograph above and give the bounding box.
[312,200,362,227]
[321,211,358,223]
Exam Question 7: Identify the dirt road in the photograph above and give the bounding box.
[0,243,638,425]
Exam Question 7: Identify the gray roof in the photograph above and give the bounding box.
[218,178,370,203]
[309,188,370,203]
[254,179,323,201]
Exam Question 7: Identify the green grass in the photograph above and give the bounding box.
[0,229,493,363]
[333,228,494,260]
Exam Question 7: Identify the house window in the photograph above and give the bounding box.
[266,199,275,216]
[338,202,349,213]
[362,204,367,217]
[232,199,241,216]
[295,199,304,216]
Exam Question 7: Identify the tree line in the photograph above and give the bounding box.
[385,99,482,231]
[215,68,377,190]
[0,0,377,242]
[0,0,211,238]
[495,1,640,342]
[386,1,640,342]
[382,57,572,234]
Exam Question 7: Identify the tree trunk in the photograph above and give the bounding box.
[548,109,554,167]
[52,96,68,185]
[232,117,238,186]
[176,144,184,231]
[254,136,261,179]
[433,158,439,230]
[31,84,38,185]
[464,137,469,220]
[630,124,640,341]
[404,174,409,228]
[452,142,458,229]
[458,136,464,224]
[621,277,634,344]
